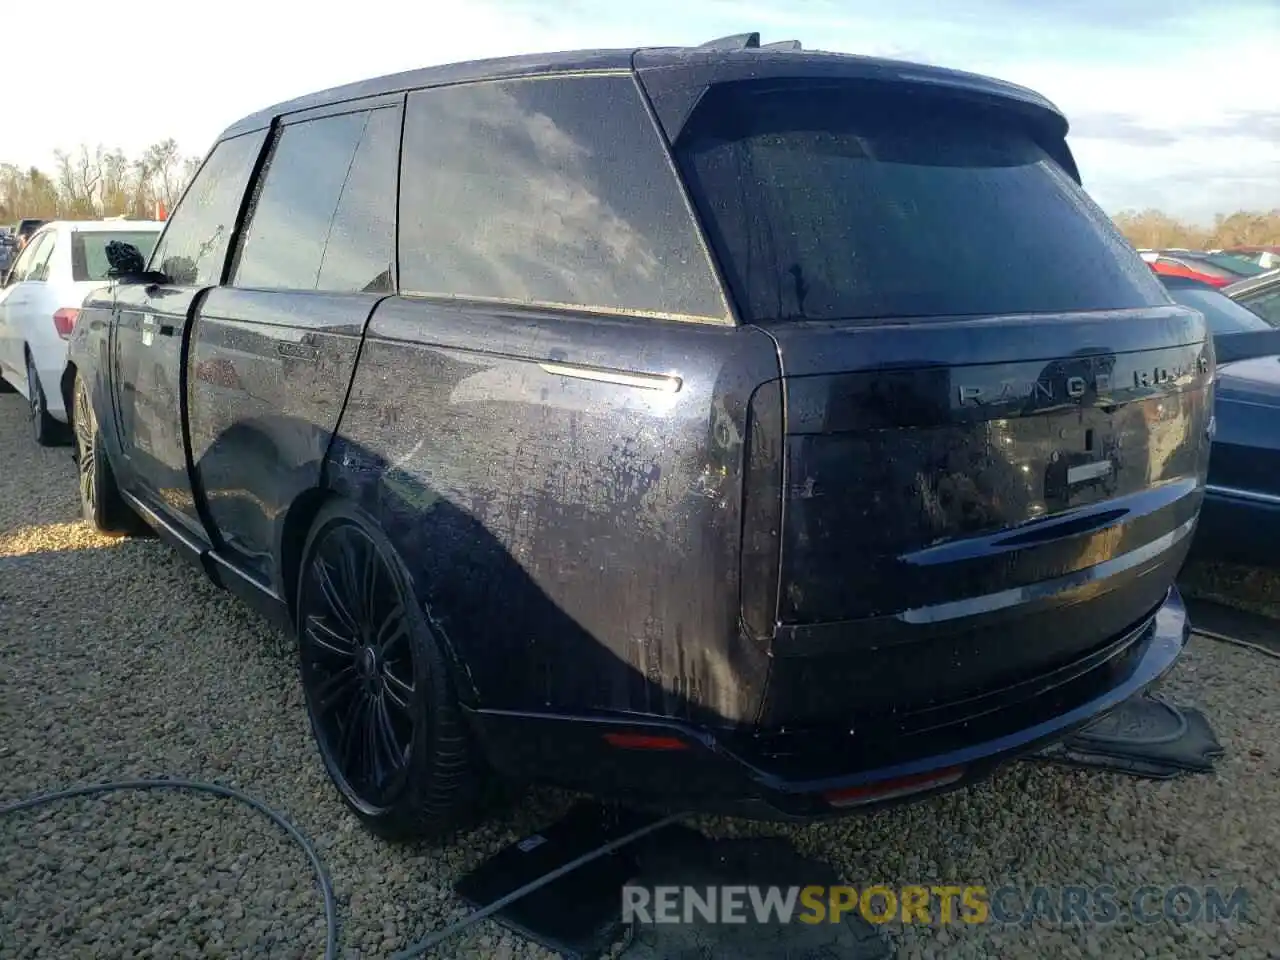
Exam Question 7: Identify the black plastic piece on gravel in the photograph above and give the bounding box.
[453,801,890,959]
[453,801,694,959]
[1033,693,1224,779]
[620,835,891,959]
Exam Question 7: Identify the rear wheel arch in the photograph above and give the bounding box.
[292,495,485,840]
[280,488,481,706]
[278,486,334,628]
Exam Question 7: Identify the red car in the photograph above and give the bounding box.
[1148,253,1239,288]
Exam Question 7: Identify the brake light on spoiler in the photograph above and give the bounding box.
[822,765,966,808]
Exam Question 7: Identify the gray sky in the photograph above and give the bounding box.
[7,0,1277,223]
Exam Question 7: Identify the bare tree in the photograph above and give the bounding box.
[1,141,202,222]
[143,138,187,209]
[54,146,104,218]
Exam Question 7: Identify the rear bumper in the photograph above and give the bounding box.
[467,586,1189,819]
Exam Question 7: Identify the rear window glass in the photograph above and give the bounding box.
[675,82,1167,323]
[71,230,160,281]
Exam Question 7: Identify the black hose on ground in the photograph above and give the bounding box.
[0,778,339,960]
[1194,626,1280,660]
[0,777,680,959]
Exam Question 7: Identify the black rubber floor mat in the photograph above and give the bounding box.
[452,801,695,959]
[1033,693,1224,779]
[620,836,892,960]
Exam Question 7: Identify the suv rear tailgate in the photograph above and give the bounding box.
[668,70,1213,729]
[760,311,1210,723]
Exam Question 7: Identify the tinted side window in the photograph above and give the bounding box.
[150,131,266,286]
[1165,285,1272,336]
[235,111,368,291]
[1239,286,1280,327]
[399,75,726,321]
[316,107,399,293]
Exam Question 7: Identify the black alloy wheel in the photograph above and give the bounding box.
[73,375,97,515]
[71,372,137,536]
[297,501,478,840]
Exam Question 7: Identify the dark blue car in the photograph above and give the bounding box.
[1161,274,1280,566]
[63,36,1210,840]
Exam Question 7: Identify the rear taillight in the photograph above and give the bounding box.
[822,765,966,808]
[602,732,689,751]
[53,308,79,339]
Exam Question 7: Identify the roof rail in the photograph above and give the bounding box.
[697,32,760,51]
[761,39,802,50]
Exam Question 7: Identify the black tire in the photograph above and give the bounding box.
[72,372,141,536]
[27,353,65,447]
[296,500,481,841]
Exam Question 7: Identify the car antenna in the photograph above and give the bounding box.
[761,39,802,50]
[697,32,761,50]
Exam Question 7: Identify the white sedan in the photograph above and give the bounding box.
[0,219,163,444]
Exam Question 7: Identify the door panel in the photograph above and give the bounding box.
[0,230,55,381]
[108,128,269,539]
[189,288,378,590]
[111,284,205,537]
[188,102,400,593]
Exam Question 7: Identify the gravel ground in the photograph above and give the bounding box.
[1,391,1278,959]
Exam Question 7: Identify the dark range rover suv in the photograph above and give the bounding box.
[65,34,1212,839]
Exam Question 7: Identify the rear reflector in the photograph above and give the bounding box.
[822,765,966,808]
[602,732,689,751]
[53,308,79,339]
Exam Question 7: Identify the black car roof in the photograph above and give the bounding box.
[216,40,1067,143]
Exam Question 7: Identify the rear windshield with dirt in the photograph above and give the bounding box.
[675,81,1169,323]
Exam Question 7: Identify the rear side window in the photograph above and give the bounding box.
[676,81,1167,323]
[316,108,399,293]
[235,105,398,293]
[1237,284,1280,326]
[150,130,266,286]
[72,230,160,281]
[399,75,727,321]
